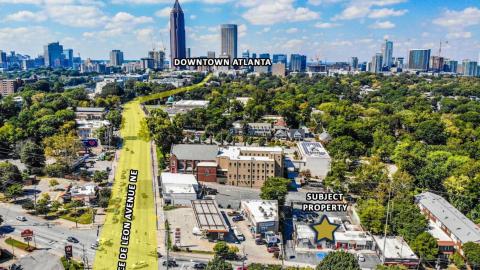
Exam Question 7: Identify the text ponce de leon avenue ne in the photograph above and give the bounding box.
[117,169,138,270]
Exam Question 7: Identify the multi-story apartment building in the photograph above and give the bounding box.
[217,146,283,188]
[0,79,20,96]
[247,122,273,137]
[416,192,480,257]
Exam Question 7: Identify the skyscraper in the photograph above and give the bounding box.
[445,60,458,73]
[351,57,359,70]
[461,60,478,77]
[187,48,191,58]
[44,42,64,68]
[382,40,393,69]
[408,49,431,71]
[220,24,238,59]
[207,51,215,58]
[371,53,383,73]
[63,49,74,68]
[273,54,287,65]
[289,54,307,72]
[242,50,250,59]
[148,50,165,70]
[170,0,186,68]
[0,50,7,69]
[110,50,124,67]
[429,56,444,72]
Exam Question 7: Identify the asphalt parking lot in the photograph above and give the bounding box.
[201,183,261,210]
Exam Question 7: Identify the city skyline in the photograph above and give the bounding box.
[0,0,479,61]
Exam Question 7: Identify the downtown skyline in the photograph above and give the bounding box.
[0,0,479,61]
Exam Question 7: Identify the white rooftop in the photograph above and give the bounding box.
[163,183,196,194]
[242,200,278,223]
[218,146,282,161]
[173,100,209,107]
[373,236,418,260]
[161,172,198,186]
[296,224,316,239]
[427,220,453,242]
[297,141,330,159]
[71,184,96,196]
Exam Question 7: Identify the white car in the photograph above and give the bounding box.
[358,254,366,262]
[16,216,27,222]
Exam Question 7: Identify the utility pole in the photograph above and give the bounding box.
[82,243,90,270]
[166,219,170,270]
[381,176,394,264]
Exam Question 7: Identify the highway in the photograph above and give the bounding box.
[0,203,98,267]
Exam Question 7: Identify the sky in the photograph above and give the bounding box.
[0,0,479,62]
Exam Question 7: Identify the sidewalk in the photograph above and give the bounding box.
[151,141,167,256]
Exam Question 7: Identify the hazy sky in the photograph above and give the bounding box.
[0,0,479,62]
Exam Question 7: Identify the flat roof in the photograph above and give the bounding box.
[197,162,217,167]
[163,183,196,194]
[297,141,330,159]
[75,107,105,112]
[427,220,453,242]
[218,147,281,161]
[173,100,209,106]
[191,200,229,232]
[416,192,480,243]
[373,236,418,260]
[242,200,278,223]
[171,144,219,161]
[161,172,198,186]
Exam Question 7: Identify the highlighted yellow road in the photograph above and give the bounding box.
[93,74,211,270]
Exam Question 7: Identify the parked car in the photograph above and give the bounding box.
[67,237,79,243]
[267,246,280,253]
[163,260,178,267]
[90,243,99,250]
[358,254,366,262]
[194,263,207,269]
[236,267,248,270]
[16,216,27,222]
[232,215,244,222]
[255,238,266,245]
[227,211,240,216]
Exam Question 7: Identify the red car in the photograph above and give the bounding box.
[236,267,248,270]
[267,246,280,253]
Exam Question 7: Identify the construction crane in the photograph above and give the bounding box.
[438,40,448,57]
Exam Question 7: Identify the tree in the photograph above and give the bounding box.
[0,162,22,191]
[43,132,82,167]
[357,199,385,234]
[106,110,122,130]
[49,179,59,188]
[414,120,447,145]
[5,183,24,201]
[92,170,109,183]
[206,256,232,270]
[316,251,360,270]
[463,242,480,269]
[100,82,124,97]
[390,202,427,242]
[260,177,291,206]
[410,232,438,261]
[376,265,406,270]
[248,264,282,270]
[213,241,230,259]
[146,109,183,155]
[20,141,45,174]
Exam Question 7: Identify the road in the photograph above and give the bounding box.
[0,203,98,267]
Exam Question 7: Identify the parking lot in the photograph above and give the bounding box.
[200,183,261,210]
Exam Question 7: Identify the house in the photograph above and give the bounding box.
[274,129,288,140]
[169,144,219,174]
[416,192,480,256]
[288,129,305,141]
[63,184,98,205]
[247,123,273,137]
[76,119,110,139]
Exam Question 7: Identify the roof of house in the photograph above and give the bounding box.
[289,129,305,138]
[171,144,219,161]
[416,192,480,243]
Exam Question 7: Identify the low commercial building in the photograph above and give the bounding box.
[241,200,279,237]
[217,146,284,188]
[75,107,106,120]
[373,236,419,268]
[160,172,198,206]
[76,119,110,139]
[416,192,480,256]
[296,141,331,179]
[63,184,98,205]
[191,200,229,240]
[169,144,219,174]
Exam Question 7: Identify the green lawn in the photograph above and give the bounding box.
[60,208,95,224]
[5,237,35,251]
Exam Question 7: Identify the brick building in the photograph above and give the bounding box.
[169,144,219,176]
[0,79,21,96]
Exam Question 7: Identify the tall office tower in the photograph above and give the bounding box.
[44,42,64,68]
[63,49,73,68]
[0,50,7,68]
[371,53,383,73]
[273,54,287,65]
[289,54,307,72]
[461,60,478,77]
[445,60,458,73]
[148,50,165,70]
[381,40,393,69]
[220,24,238,59]
[408,49,431,71]
[187,48,191,58]
[351,57,359,70]
[110,50,124,67]
[242,50,250,59]
[207,51,215,58]
[170,0,186,68]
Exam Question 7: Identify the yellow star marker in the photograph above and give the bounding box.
[311,215,340,242]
